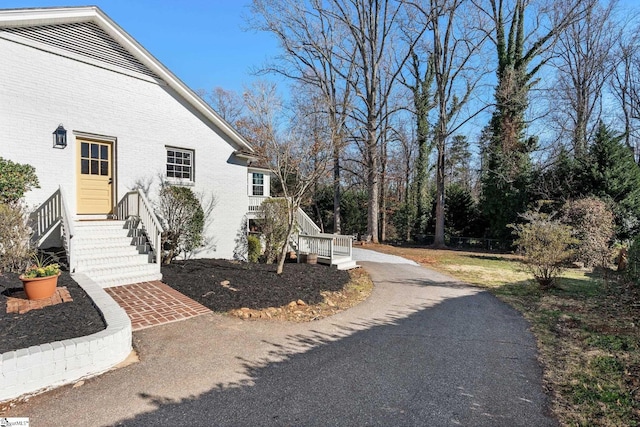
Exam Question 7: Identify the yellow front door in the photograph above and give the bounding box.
[77,139,113,215]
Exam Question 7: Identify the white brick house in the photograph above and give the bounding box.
[0,6,266,285]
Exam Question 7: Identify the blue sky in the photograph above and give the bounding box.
[0,0,278,94]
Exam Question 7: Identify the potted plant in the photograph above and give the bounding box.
[19,256,61,300]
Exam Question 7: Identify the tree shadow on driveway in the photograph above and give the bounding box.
[116,291,557,427]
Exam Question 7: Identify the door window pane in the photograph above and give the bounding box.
[90,160,99,175]
[90,144,99,159]
[81,159,89,174]
[81,143,89,158]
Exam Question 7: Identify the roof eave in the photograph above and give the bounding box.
[0,6,255,154]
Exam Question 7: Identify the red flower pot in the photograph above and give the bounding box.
[19,272,60,300]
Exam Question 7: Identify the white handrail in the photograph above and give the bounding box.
[117,190,164,265]
[137,189,164,265]
[58,186,75,271]
[295,207,321,235]
[30,188,62,245]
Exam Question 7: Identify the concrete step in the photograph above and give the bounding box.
[76,263,160,279]
[88,270,163,288]
[75,253,151,270]
[331,257,359,270]
[74,245,142,258]
[74,228,143,239]
[73,236,139,250]
[70,220,158,287]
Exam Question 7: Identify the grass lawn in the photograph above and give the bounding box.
[365,244,640,427]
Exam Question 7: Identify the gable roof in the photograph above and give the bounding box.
[0,6,254,153]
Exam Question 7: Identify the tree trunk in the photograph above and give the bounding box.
[333,146,342,233]
[276,207,298,275]
[380,128,388,242]
[366,125,380,243]
[434,133,446,248]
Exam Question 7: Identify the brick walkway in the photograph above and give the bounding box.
[6,287,73,314]
[105,281,211,331]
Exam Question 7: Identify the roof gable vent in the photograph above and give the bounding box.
[1,21,160,79]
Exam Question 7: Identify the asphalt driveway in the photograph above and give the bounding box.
[9,255,556,426]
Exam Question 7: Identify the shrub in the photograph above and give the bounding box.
[562,197,615,268]
[511,209,578,289]
[0,202,35,273]
[256,198,289,264]
[0,157,39,205]
[157,184,204,264]
[247,234,261,263]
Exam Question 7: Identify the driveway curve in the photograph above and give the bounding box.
[9,254,556,426]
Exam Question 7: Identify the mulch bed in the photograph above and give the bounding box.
[162,259,371,321]
[0,271,106,354]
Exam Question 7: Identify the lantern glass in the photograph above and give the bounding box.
[53,124,67,148]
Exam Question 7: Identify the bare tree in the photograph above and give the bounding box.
[250,0,356,234]
[400,47,435,236]
[610,23,640,159]
[473,0,595,161]
[201,87,245,126]
[474,0,595,239]
[252,0,427,242]
[243,82,331,274]
[408,0,488,247]
[552,0,618,157]
[330,0,427,242]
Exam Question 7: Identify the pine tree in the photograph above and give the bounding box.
[583,122,640,238]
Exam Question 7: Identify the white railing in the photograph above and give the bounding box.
[298,233,353,262]
[295,207,321,235]
[117,190,164,265]
[250,196,320,235]
[298,234,333,258]
[29,187,76,270]
[248,196,269,212]
[58,186,75,271]
[30,189,62,245]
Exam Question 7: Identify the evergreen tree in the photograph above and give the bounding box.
[583,123,640,238]
[446,135,472,191]
[445,183,479,237]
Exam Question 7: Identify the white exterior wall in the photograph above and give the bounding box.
[0,37,249,259]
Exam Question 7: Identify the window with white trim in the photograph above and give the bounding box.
[166,147,194,182]
[252,173,264,196]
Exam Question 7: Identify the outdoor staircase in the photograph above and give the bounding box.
[72,219,162,288]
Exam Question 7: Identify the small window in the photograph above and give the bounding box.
[252,173,264,196]
[166,147,194,182]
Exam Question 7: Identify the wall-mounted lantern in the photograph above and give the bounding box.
[52,124,67,148]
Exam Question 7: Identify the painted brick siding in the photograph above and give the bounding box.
[0,37,249,259]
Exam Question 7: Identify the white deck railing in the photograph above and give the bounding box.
[248,196,269,212]
[298,233,352,261]
[249,196,351,265]
[117,190,164,265]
